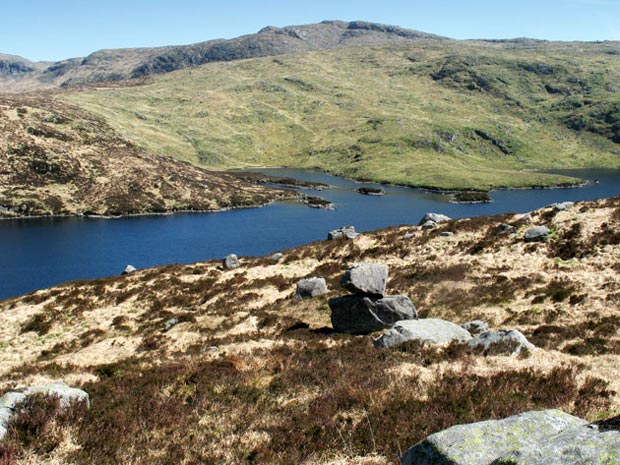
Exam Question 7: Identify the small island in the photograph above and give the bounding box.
[356,187,385,196]
[452,191,493,204]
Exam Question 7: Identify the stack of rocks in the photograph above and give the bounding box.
[328,262,417,334]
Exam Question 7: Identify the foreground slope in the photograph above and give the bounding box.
[66,40,620,189]
[0,95,289,217]
[0,21,445,93]
[1,198,619,464]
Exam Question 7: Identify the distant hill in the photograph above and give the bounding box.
[0,21,446,92]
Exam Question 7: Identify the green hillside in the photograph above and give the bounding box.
[65,40,620,189]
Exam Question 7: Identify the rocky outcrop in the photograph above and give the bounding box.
[223,254,240,269]
[468,329,534,356]
[329,295,417,334]
[340,262,388,296]
[418,213,451,226]
[374,318,472,348]
[296,277,328,299]
[524,226,551,242]
[328,226,359,240]
[402,410,587,465]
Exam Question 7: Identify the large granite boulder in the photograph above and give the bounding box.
[494,418,620,464]
[468,329,534,356]
[374,318,471,349]
[329,295,417,334]
[524,226,550,242]
[223,253,240,269]
[295,277,328,299]
[328,226,359,240]
[418,213,451,226]
[340,262,388,296]
[402,410,587,465]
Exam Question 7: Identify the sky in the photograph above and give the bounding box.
[2,0,620,62]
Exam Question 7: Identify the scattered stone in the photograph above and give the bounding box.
[461,320,489,336]
[270,252,284,262]
[121,265,137,275]
[468,329,534,355]
[374,318,471,349]
[162,318,180,333]
[524,226,551,242]
[402,410,587,465]
[223,253,240,269]
[295,277,328,299]
[24,382,90,409]
[402,232,414,240]
[440,231,454,237]
[328,226,359,240]
[518,213,533,223]
[340,262,388,296]
[551,201,575,211]
[496,223,515,233]
[421,220,437,229]
[356,187,385,196]
[418,213,451,226]
[329,295,417,334]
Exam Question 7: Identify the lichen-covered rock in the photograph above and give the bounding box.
[223,253,240,269]
[340,262,388,296]
[329,295,416,334]
[493,421,620,464]
[402,410,587,465]
[461,320,489,336]
[296,277,328,299]
[418,212,451,225]
[375,318,471,348]
[468,329,534,356]
[24,382,90,408]
[524,226,550,242]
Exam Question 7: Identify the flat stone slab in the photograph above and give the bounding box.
[374,318,471,348]
[329,294,417,334]
[403,409,587,465]
[340,262,388,296]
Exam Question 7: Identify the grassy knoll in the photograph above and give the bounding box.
[65,40,620,189]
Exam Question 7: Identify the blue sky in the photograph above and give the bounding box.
[3,0,620,61]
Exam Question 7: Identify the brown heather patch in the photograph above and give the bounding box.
[2,199,620,463]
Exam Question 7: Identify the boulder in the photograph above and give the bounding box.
[421,220,437,229]
[329,295,417,334]
[340,262,388,296]
[0,392,27,439]
[551,201,574,212]
[270,252,284,262]
[223,253,240,269]
[524,226,550,242]
[374,318,471,348]
[296,277,328,299]
[328,226,359,240]
[494,418,620,464]
[468,329,534,356]
[403,410,587,465]
[402,233,415,240]
[24,382,90,408]
[496,223,515,233]
[461,320,489,336]
[440,231,454,237]
[418,213,451,225]
[121,264,137,275]
[162,318,180,333]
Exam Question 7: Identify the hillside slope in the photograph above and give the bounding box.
[0,21,445,92]
[66,40,620,189]
[0,95,290,218]
[1,198,619,463]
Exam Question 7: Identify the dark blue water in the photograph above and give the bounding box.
[1,168,619,300]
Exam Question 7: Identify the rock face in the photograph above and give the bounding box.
[340,262,388,296]
[328,226,359,240]
[418,213,451,226]
[329,295,417,334]
[223,254,240,269]
[468,329,534,355]
[524,226,550,242]
[296,277,329,299]
[0,382,89,439]
[461,320,489,336]
[122,264,137,275]
[374,318,471,348]
[402,409,587,465]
